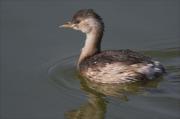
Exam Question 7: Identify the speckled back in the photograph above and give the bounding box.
[79,49,153,71]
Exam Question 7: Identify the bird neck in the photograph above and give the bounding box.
[77,28,103,67]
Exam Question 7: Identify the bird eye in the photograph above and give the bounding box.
[74,20,80,24]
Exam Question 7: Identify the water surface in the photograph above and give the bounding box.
[0,0,180,119]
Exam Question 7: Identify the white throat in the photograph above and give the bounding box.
[77,18,104,67]
[77,31,99,66]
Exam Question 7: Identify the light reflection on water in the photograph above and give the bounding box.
[48,47,180,119]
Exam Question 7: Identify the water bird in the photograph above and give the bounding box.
[60,9,165,83]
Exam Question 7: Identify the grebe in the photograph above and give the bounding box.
[60,9,165,83]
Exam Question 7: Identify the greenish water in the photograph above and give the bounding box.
[48,48,180,119]
[1,0,180,119]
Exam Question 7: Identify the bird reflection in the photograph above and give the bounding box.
[64,75,162,119]
[65,89,107,119]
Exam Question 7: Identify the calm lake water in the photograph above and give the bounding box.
[1,0,180,119]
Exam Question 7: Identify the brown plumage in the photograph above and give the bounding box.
[79,49,153,70]
[60,9,165,84]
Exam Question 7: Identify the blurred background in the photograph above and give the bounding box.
[0,0,180,119]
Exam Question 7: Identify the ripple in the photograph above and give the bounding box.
[48,55,85,99]
[48,48,180,100]
[47,48,180,118]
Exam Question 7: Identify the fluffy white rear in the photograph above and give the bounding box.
[137,61,165,79]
